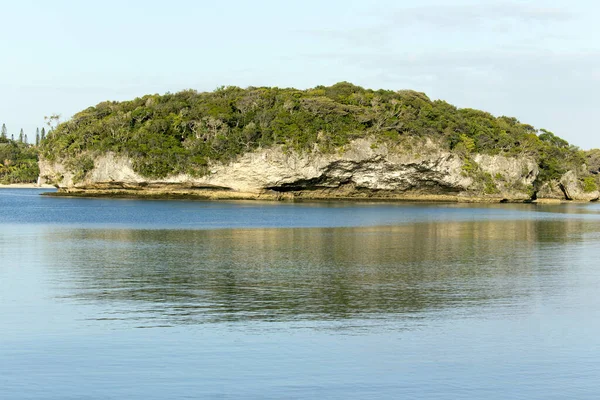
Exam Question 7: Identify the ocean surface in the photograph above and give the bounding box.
[1,188,600,399]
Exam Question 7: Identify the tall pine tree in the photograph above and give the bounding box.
[41,127,46,141]
[36,128,40,146]
[1,123,6,139]
[18,129,24,143]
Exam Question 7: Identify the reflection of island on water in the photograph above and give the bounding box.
[43,218,595,326]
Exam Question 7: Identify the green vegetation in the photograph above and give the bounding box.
[582,176,598,193]
[0,123,46,184]
[0,136,39,184]
[586,149,600,172]
[36,82,591,188]
[482,173,500,195]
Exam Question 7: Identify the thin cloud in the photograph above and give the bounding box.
[391,3,575,28]
[306,49,600,87]
[302,2,576,46]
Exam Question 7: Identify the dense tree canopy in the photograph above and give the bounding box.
[39,82,588,187]
[0,136,39,183]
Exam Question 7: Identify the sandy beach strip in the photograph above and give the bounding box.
[0,183,56,189]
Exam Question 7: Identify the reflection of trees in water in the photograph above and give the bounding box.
[43,219,592,325]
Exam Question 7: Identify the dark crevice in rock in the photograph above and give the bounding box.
[267,176,463,195]
[558,182,572,201]
[398,180,463,194]
[266,176,350,192]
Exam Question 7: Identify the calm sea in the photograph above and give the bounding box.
[1,189,600,399]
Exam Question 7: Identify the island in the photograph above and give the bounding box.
[18,82,600,202]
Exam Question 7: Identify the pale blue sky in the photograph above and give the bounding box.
[1,0,599,148]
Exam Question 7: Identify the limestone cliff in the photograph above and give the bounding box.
[38,137,592,202]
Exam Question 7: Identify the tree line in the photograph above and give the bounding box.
[1,123,47,146]
[0,121,54,184]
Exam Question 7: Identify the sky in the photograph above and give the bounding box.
[1,0,599,148]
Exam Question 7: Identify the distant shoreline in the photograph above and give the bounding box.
[0,183,56,189]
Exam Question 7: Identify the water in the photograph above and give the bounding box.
[1,188,600,399]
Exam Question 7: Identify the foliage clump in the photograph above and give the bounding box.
[585,149,600,173]
[0,136,39,184]
[582,176,598,193]
[40,82,588,185]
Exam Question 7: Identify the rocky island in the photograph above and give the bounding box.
[37,82,599,202]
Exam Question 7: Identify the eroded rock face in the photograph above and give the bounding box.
[38,138,565,201]
[473,154,538,200]
[559,171,600,201]
[537,181,565,200]
[535,171,600,201]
